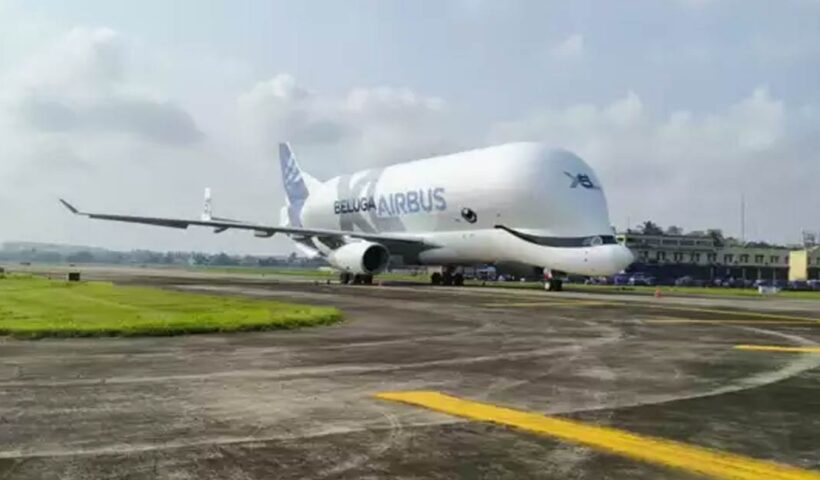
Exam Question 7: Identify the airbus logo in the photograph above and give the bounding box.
[564,172,599,190]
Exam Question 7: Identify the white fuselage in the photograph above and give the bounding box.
[297,142,633,276]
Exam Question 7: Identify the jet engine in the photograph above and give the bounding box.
[328,241,390,275]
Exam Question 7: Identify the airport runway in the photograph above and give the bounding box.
[1,269,819,479]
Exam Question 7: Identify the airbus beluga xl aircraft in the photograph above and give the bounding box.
[61,142,633,290]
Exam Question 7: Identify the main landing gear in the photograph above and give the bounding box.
[543,268,563,291]
[339,272,373,285]
[430,267,464,286]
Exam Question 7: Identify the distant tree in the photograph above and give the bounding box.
[640,221,664,236]
[707,229,725,247]
[210,252,238,266]
[191,253,209,265]
[665,225,683,236]
[32,252,62,263]
[66,251,95,263]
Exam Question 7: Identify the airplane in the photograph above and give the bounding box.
[60,141,634,291]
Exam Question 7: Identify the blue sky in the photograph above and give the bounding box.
[0,0,817,252]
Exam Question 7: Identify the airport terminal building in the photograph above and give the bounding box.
[617,231,820,282]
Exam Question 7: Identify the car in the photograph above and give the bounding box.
[629,275,656,286]
[753,279,771,288]
[675,276,695,287]
[788,280,810,291]
[612,274,630,286]
[808,279,820,291]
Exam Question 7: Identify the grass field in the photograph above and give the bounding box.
[0,275,342,339]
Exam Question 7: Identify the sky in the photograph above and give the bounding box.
[0,0,817,254]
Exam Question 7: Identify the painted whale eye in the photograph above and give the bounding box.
[590,236,603,246]
[461,207,477,223]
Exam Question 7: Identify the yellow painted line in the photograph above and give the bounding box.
[734,345,820,354]
[645,319,819,325]
[376,391,820,480]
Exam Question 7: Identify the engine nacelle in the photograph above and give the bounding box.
[328,241,390,275]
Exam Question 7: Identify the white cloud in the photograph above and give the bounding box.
[549,33,584,60]
[0,34,463,253]
[0,4,816,253]
[238,74,459,175]
[489,87,817,242]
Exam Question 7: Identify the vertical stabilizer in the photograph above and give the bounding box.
[279,143,318,227]
[201,187,213,221]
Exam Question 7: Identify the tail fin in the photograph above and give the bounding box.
[278,143,319,227]
[202,187,214,221]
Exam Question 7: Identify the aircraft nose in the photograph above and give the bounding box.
[590,244,634,275]
[612,244,635,272]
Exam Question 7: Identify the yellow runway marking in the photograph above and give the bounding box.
[376,391,820,480]
[734,345,820,354]
[645,319,819,325]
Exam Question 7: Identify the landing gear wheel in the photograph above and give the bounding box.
[363,275,373,285]
[453,273,465,286]
[340,272,352,285]
[442,272,454,286]
[545,279,563,291]
[353,274,364,285]
[431,272,442,285]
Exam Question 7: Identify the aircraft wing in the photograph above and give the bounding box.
[59,199,436,249]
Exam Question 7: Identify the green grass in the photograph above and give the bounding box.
[0,275,342,339]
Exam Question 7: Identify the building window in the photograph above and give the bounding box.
[662,239,678,246]
[707,253,717,263]
[673,252,683,262]
[770,256,779,264]
[723,254,734,263]
[739,254,749,263]
[755,255,764,263]
[640,251,649,260]
[680,240,694,246]
[691,253,701,263]
[657,251,667,261]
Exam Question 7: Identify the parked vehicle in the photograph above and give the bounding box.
[629,275,656,286]
[753,279,771,289]
[612,274,630,286]
[788,280,811,291]
[675,276,695,287]
[808,279,820,291]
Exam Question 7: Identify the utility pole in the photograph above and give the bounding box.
[740,194,746,244]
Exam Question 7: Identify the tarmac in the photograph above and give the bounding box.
[1,267,819,479]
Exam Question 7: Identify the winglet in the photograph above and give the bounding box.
[59,198,80,214]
